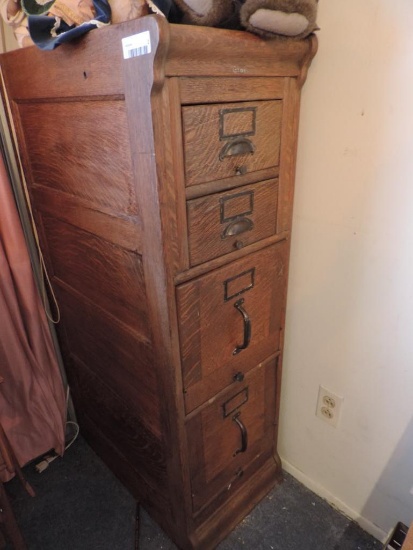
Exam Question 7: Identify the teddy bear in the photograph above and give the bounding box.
[173,0,319,39]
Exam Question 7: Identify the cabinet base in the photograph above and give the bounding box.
[187,456,282,550]
[80,411,282,550]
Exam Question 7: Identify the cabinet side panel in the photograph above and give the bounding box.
[41,216,150,336]
[57,285,161,435]
[18,101,138,216]
[9,94,166,492]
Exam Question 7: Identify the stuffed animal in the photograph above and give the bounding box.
[0,0,148,48]
[1,0,317,49]
[174,0,319,39]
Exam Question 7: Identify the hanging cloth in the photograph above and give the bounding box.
[0,154,66,482]
[26,0,111,50]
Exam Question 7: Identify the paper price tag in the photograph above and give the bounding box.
[122,31,151,59]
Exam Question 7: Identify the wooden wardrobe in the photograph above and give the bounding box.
[0,16,316,549]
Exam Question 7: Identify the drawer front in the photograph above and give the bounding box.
[187,179,278,266]
[186,358,277,513]
[177,241,288,412]
[182,100,282,187]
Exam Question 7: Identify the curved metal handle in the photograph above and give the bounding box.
[219,138,255,161]
[232,412,248,456]
[222,218,254,239]
[232,298,251,355]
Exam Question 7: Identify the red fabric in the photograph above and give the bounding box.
[0,155,65,482]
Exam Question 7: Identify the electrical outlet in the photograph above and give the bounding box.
[316,386,343,427]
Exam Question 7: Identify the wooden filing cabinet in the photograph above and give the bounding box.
[403,525,413,550]
[0,15,316,549]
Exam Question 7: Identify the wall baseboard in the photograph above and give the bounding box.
[281,458,388,543]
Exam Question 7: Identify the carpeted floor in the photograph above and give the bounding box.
[5,437,380,550]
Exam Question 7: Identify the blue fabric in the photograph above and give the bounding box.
[152,0,181,22]
[27,0,111,50]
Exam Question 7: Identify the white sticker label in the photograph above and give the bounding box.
[122,31,151,60]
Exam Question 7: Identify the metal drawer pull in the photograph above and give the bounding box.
[233,298,251,355]
[222,218,253,239]
[232,412,248,456]
[219,137,255,161]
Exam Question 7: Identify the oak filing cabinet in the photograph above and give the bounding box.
[0,15,317,549]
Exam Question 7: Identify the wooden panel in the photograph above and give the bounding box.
[77,408,177,545]
[186,358,277,512]
[16,99,136,215]
[42,216,150,336]
[0,23,138,100]
[185,167,279,200]
[182,100,282,187]
[175,233,288,286]
[179,77,284,104]
[177,242,288,412]
[166,21,314,77]
[58,286,161,435]
[67,355,167,492]
[192,456,280,540]
[32,186,143,253]
[187,179,278,266]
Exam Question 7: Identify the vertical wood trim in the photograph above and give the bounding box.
[277,77,301,234]
[165,77,190,272]
[272,71,302,455]
[272,354,282,467]
[151,79,195,538]
[121,16,193,546]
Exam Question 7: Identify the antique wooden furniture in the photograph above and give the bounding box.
[0,16,316,549]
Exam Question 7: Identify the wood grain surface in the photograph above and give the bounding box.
[182,100,282,186]
[187,178,278,266]
[0,15,317,549]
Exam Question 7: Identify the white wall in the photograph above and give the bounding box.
[0,20,18,52]
[279,0,413,541]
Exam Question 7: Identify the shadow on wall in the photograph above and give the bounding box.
[362,415,413,535]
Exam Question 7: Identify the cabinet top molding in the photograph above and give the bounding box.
[0,15,317,101]
[164,17,318,80]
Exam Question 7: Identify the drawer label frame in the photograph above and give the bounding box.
[222,387,249,418]
[220,190,254,224]
[223,267,255,302]
[219,107,257,140]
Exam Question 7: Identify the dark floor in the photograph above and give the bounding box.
[5,437,380,550]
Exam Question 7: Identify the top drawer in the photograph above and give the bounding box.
[182,100,282,187]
